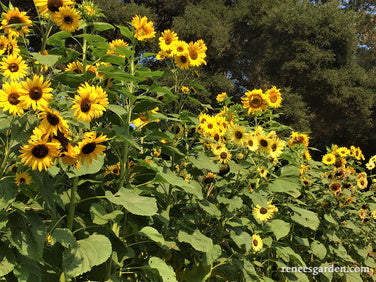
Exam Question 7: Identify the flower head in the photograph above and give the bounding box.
[131,15,155,41]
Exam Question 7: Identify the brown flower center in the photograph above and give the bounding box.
[29,87,43,100]
[207,123,213,129]
[180,55,187,64]
[48,0,64,13]
[253,239,258,246]
[177,46,184,52]
[271,143,277,151]
[8,63,19,73]
[20,177,25,184]
[64,16,73,24]
[8,16,22,25]
[269,94,278,103]
[31,144,49,159]
[80,98,91,113]
[220,152,228,159]
[112,168,119,174]
[330,182,341,191]
[82,142,96,154]
[8,92,20,105]
[260,207,268,214]
[190,50,198,60]
[250,95,262,108]
[260,139,268,147]
[213,134,220,142]
[47,112,60,125]
[248,140,254,147]
[235,131,243,139]
[165,37,172,45]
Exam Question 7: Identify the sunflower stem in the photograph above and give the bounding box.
[67,176,79,230]
[0,117,14,179]
[40,21,53,54]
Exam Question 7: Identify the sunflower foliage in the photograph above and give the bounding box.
[0,1,376,282]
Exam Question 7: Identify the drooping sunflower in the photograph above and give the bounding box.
[34,0,74,15]
[329,182,342,196]
[322,153,336,165]
[253,204,274,222]
[77,132,107,166]
[251,235,263,253]
[71,83,108,122]
[288,131,309,147]
[203,172,216,184]
[227,124,247,147]
[15,171,32,186]
[39,108,69,136]
[216,148,232,164]
[265,86,282,108]
[107,39,129,57]
[174,52,191,70]
[0,35,7,55]
[52,6,81,33]
[159,29,178,51]
[241,89,268,115]
[187,41,206,67]
[1,7,32,37]
[104,162,121,176]
[0,81,27,116]
[0,54,27,81]
[131,15,156,41]
[19,75,53,111]
[19,139,61,171]
[65,61,83,73]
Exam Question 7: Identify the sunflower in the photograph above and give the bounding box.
[65,61,83,73]
[0,54,27,81]
[372,209,376,220]
[301,176,311,186]
[71,83,108,122]
[79,0,100,21]
[187,41,206,67]
[19,139,60,171]
[211,142,226,155]
[39,108,69,136]
[268,138,285,159]
[336,147,350,157]
[181,86,189,94]
[366,161,375,170]
[19,75,53,111]
[304,149,312,161]
[0,35,7,55]
[77,132,107,166]
[104,162,121,176]
[172,40,188,56]
[216,148,232,164]
[253,204,274,222]
[159,29,178,51]
[257,133,272,155]
[356,172,368,190]
[329,182,342,196]
[241,89,268,115]
[258,166,268,179]
[107,39,129,57]
[52,6,81,33]
[174,52,191,69]
[288,131,309,147]
[34,0,74,15]
[1,7,32,37]
[60,142,80,168]
[322,153,336,165]
[203,172,216,184]
[265,86,282,108]
[15,171,32,186]
[227,125,247,147]
[251,235,263,252]
[246,134,258,151]
[216,92,226,102]
[350,146,365,161]
[0,81,27,116]
[131,15,155,41]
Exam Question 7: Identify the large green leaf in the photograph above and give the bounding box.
[230,231,252,251]
[0,177,18,210]
[46,31,71,47]
[217,196,243,212]
[139,227,165,245]
[51,228,77,248]
[63,234,112,279]
[30,52,60,67]
[105,188,158,216]
[311,240,327,260]
[265,219,290,240]
[189,151,219,173]
[149,257,178,282]
[178,229,213,252]
[0,246,15,277]
[288,205,320,231]
[66,154,105,178]
[89,203,123,225]
[268,165,301,197]
[198,199,221,218]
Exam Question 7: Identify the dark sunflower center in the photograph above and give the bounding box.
[80,98,91,113]
[253,239,258,246]
[113,168,119,174]
[251,96,262,107]
[8,93,20,105]
[8,16,22,25]
[235,131,243,139]
[248,140,254,146]
[214,134,220,141]
[48,0,64,13]
[190,50,198,60]
[29,87,43,100]
[271,143,277,151]
[82,142,96,154]
[220,152,228,159]
[180,55,187,64]
[177,46,184,52]
[0,43,4,49]
[260,207,268,214]
[64,16,73,24]
[31,144,49,159]
[165,37,172,45]
[270,94,277,103]
[330,183,341,191]
[207,123,213,129]
[20,177,25,184]
[47,112,60,125]
[260,139,268,147]
[8,63,19,72]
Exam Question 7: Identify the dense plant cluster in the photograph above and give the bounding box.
[0,1,376,281]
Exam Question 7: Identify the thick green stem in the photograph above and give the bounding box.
[40,21,53,53]
[67,177,79,230]
[0,118,14,179]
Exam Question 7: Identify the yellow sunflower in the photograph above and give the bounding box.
[65,61,83,73]
[251,235,263,252]
[356,172,368,190]
[366,161,375,170]
[174,52,191,69]
[71,83,108,122]
[52,6,81,33]
[329,182,342,196]
[216,92,226,102]
[181,86,189,94]
[104,162,121,176]
[258,166,268,179]
[227,124,247,147]
[0,35,7,55]
[187,41,206,67]
[19,139,61,171]
[77,132,107,166]
[203,172,216,184]
[19,75,53,111]
[172,40,188,56]
[253,204,274,222]
[372,209,376,220]
[241,89,268,115]
[246,134,258,151]
[1,7,32,37]
[268,138,285,159]
[60,142,80,168]
[34,0,75,15]
[159,29,178,51]
[0,54,27,81]
[257,133,272,155]
[336,147,350,157]
[265,86,282,108]
[0,81,27,116]
[322,153,336,165]
[216,148,232,164]
[15,171,32,186]
[131,15,156,41]
[288,131,309,147]
[39,108,69,136]
[107,39,129,57]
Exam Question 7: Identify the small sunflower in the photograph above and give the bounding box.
[34,0,74,15]
[159,29,178,51]
[322,153,336,165]
[0,35,7,55]
[19,139,60,171]
[39,108,69,136]
[0,54,27,81]
[216,92,227,102]
[251,234,263,252]
[1,7,32,37]
[227,125,247,147]
[79,0,100,21]
[131,15,156,41]
[60,142,80,168]
[71,83,108,122]
[371,209,376,220]
[258,166,268,179]
[104,162,121,176]
[65,61,84,73]
[253,204,274,222]
[52,6,81,33]
[288,131,309,147]
[0,81,27,116]
[265,86,282,108]
[356,172,368,190]
[181,86,189,94]
[77,132,107,166]
[336,147,350,157]
[15,171,32,186]
[329,182,342,196]
[203,172,216,184]
[246,134,258,151]
[107,39,129,57]
[187,41,206,67]
[19,75,53,111]
[216,148,232,164]
[268,138,285,159]
[174,52,191,69]
[366,161,375,170]
[241,89,268,115]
